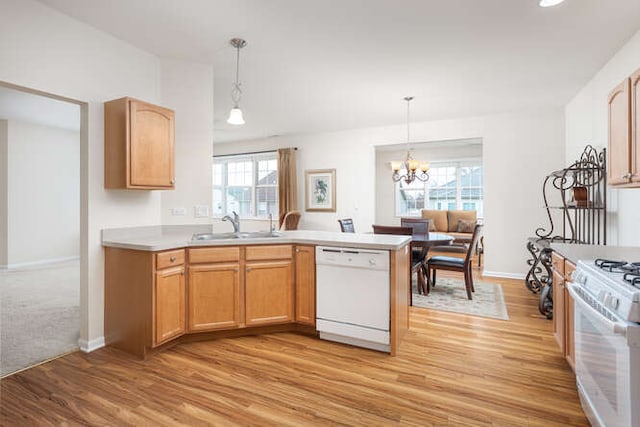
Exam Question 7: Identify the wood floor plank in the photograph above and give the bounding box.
[0,271,589,426]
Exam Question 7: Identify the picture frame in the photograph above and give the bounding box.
[305,169,336,212]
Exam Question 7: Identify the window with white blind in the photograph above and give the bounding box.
[395,161,483,217]
[212,152,278,218]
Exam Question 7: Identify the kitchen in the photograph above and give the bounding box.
[1,0,640,425]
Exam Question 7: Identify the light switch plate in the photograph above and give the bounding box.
[194,205,209,218]
[171,207,186,216]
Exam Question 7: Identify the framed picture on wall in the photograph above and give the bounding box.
[305,169,336,212]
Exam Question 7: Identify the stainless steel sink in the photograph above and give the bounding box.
[191,231,282,241]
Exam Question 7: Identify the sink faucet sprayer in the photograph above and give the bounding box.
[222,211,240,232]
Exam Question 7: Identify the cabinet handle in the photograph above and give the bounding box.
[234,268,239,272]
[622,173,631,179]
[295,248,300,253]
[170,256,177,262]
[170,178,175,185]
[247,267,252,273]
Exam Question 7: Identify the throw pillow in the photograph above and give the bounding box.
[456,219,476,233]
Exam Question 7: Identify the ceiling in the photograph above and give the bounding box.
[36,0,640,143]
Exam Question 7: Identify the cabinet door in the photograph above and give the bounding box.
[608,79,632,185]
[564,260,576,370]
[552,270,565,354]
[188,263,241,332]
[295,246,316,326]
[245,260,294,326]
[564,287,575,371]
[154,266,185,347]
[129,100,175,188]
[632,69,640,183]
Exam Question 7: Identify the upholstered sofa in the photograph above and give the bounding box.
[420,209,477,243]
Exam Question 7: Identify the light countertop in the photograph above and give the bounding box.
[551,243,640,264]
[102,225,412,252]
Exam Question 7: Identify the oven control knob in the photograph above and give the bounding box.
[369,258,376,266]
[572,270,587,285]
[604,294,620,310]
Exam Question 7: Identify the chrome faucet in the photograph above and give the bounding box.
[222,211,240,232]
[268,213,275,233]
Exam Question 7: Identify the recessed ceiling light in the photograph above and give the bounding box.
[539,0,565,7]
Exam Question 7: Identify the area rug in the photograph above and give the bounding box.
[412,277,509,320]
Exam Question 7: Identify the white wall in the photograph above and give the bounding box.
[0,120,7,266]
[160,58,214,225]
[375,142,483,227]
[5,120,79,266]
[215,109,565,277]
[0,0,215,349]
[566,29,640,246]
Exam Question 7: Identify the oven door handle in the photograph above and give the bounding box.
[567,282,628,337]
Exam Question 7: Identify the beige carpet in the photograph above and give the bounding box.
[0,260,80,377]
[412,277,509,320]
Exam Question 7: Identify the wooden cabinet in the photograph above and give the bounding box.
[104,97,175,190]
[552,269,565,351]
[245,245,294,327]
[154,265,186,346]
[187,247,241,332]
[564,260,576,370]
[106,243,308,358]
[550,251,575,371]
[188,263,241,332]
[608,67,640,187]
[632,69,640,184]
[105,247,186,357]
[188,245,294,331]
[294,245,316,326]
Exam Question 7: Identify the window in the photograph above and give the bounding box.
[396,161,483,217]
[213,152,278,218]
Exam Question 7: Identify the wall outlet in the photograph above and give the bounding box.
[194,205,209,218]
[171,207,187,216]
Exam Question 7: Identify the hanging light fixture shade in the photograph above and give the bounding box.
[227,38,247,125]
[227,107,245,125]
[391,97,429,185]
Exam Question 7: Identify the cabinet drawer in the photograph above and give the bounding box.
[246,245,293,261]
[156,249,185,270]
[565,260,576,281]
[551,252,565,275]
[189,247,240,264]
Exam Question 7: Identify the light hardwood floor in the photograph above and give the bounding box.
[0,271,588,426]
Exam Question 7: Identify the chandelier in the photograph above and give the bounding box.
[391,96,429,185]
[227,38,247,125]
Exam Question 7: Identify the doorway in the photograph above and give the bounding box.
[0,84,81,376]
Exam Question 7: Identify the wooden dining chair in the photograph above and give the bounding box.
[280,211,301,230]
[425,224,483,299]
[372,225,425,304]
[338,218,355,233]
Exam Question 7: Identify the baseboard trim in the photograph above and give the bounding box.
[1,256,80,270]
[79,336,105,353]
[482,270,526,280]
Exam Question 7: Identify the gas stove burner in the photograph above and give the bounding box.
[624,273,640,288]
[621,262,640,273]
[595,258,628,271]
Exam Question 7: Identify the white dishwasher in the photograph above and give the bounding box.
[315,246,390,352]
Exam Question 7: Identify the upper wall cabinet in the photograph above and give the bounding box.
[608,67,640,187]
[104,97,175,190]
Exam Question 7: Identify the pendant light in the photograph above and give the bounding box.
[539,0,565,7]
[227,38,247,125]
[391,97,429,185]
